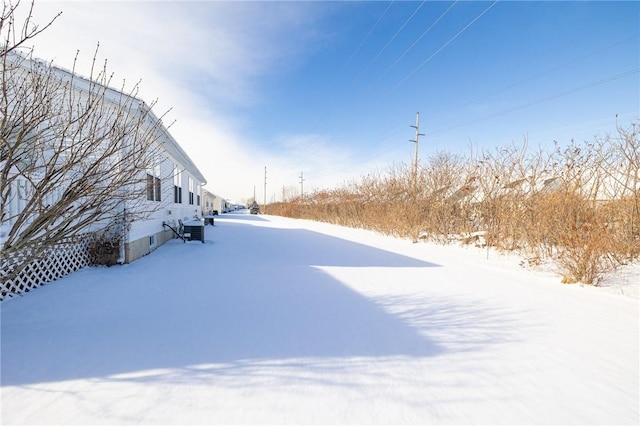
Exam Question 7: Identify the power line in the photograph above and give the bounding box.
[341,1,395,72]
[352,1,427,87]
[389,0,499,94]
[444,33,639,118]
[432,68,640,136]
[378,0,459,81]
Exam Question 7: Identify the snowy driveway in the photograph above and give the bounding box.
[1,212,638,424]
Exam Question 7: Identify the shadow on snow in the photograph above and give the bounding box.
[0,214,511,387]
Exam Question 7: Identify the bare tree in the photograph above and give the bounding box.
[1,1,170,291]
[1,0,61,55]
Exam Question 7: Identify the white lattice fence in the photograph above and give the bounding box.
[1,238,90,300]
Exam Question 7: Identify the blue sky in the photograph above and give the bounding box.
[22,1,640,202]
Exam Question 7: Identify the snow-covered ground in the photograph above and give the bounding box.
[1,212,638,425]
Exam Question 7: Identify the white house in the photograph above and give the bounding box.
[201,190,235,214]
[1,52,207,297]
[126,117,207,263]
[201,188,219,215]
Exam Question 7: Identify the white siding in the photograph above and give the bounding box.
[127,154,204,244]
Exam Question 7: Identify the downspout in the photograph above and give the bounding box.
[117,206,127,264]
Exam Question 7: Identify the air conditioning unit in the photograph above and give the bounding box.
[183,220,205,243]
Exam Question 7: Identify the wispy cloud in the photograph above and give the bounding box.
[23,1,337,201]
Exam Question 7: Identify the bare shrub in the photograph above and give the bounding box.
[268,120,639,285]
[87,233,120,266]
[544,190,613,284]
[595,120,640,259]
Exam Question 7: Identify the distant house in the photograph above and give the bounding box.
[215,195,231,213]
[220,199,233,213]
[201,189,233,214]
[202,188,218,215]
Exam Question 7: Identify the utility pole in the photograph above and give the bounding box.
[410,112,425,187]
[299,171,305,198]
[263,166,267,208]
[282,185,285,202]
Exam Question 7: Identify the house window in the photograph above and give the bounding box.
[146,163,161,202]
[173,164,182,204]
[149,235,156,247]
[146,174,154,201]
[197,194,201,206]
[188,177,194,205]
